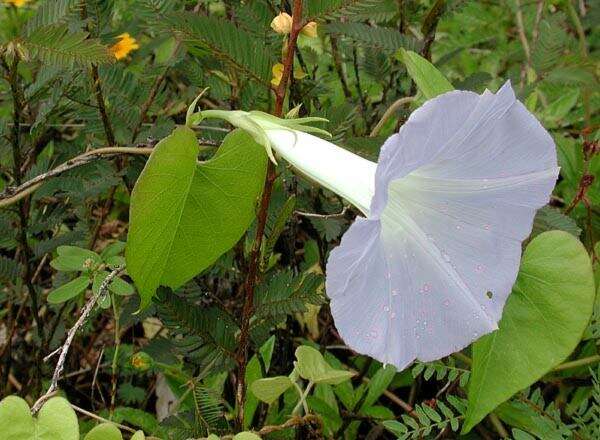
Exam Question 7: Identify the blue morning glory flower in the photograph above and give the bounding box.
[193,81,559,370]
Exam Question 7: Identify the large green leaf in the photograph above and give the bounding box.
[0,396,79,440]
[126,126,267,307]
[463,231,595,432]
[398,49,454,99]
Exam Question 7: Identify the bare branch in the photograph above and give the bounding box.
[295,206,349,219]
[31,267,124,414]
[0,147,153,208]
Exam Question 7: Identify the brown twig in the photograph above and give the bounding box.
[330,36,352,99]
[0,147,154,208]
[515,0,532,90]
[295,206,349,219]
[90,64,116,147]
[420,0,446,60]
[31,267,124,414]
[531,0,545,43]
[6,51,46,394]
[257,414,322,435]
[370,96,415,137]
[234,0,304,430]
[70,403,136,433]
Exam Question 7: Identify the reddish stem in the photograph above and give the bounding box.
[235,0,304,429]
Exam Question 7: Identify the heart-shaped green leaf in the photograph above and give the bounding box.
[0,395,79,440]
[251,376,294,404]
[84,423,122,440]
[126,126,267,307]
[295,345,355,385]
[462,231,595,432]
[47,275,90,304]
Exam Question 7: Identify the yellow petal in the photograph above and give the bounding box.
[5,0,30,7]
[271,63,284,86]
[270,12,292,35]
[300,21,318,38]
[110,33,139,60]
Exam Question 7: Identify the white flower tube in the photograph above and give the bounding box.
[264,129,376,215]
[190,81,559,371]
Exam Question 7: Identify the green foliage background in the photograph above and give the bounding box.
[0,1,598,439]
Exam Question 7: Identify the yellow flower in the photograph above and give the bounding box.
[271,12,293,35]
[5,0,30,7]
[271,63,284,86]
[300,21,318,38]
[271,63,306,87]
[110,33,139,60]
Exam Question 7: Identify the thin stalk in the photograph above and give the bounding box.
[7,53,45,394]
[420,0,446,60]
[552,354,600,372]
[292,381,313,415]
[565,0,591,127]
[352,46,368,125]
[488,413,509,438]
[330,35,351,99]
[109,295,121,417]
[0,147,154,208]
[370,96,415,137]
[71,404,136,433]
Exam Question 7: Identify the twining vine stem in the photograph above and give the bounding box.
[234,0,304,429]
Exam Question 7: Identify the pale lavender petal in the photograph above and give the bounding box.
[326,81,558,370]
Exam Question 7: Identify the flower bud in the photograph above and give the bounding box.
[301,21,318,38]
[131,352,153,372]
[271,12,293,35]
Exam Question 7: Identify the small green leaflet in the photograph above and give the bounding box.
[250,376,294,404]
[126,126,267,308]
[47,276,90,304]
[398,49,454,99]
[294,345,355,385]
